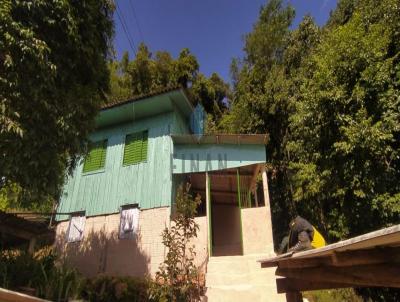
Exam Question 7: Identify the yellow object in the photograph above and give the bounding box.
[311,227,326,248]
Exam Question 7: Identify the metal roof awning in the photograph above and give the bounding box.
[171,134,269,145]
[258,225,400,300]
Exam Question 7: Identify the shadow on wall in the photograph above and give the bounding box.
[55,228,151,278]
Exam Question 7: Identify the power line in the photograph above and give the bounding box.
[128,0,145,44]
[115,1,137,56]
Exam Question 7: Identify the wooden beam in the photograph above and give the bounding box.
[0,287,49,302]
[277,256,333,269]
[0,225,35,240]
[331,247,400,267]
[277,278,355,293]
[285,291,302,302]
[209,171,253,177]
[193,189,237,198]
[277,247,400,269]
[276,263,400,288]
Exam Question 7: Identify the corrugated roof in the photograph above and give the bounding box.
[102,86,185,110]
[171,134,269,145]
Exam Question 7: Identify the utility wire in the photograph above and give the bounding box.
[129,0,145,44]
[115,1,137,56]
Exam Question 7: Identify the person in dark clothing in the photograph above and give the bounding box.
[288,216,314,252]
[279,216,325,254]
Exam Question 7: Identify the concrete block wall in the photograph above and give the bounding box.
[55,207,210,278]
[55,207,169,277]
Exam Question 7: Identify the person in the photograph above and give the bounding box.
[279,216,326,254]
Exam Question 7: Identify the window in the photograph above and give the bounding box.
[123,131,148,166]
[119,204,140,239]
[67,213,86,243]
[83,140,107,173]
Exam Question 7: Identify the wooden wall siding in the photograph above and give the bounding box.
[57,113,175,220]
[172,144,266,174]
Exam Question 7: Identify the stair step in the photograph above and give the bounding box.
[205,254,284,302]
[206,285,286,302]
[206,268,278,287]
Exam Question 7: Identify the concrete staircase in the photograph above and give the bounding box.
[205,254,287,302]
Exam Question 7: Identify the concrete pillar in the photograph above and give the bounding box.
[206,172,212,257]
[261,166,274,252]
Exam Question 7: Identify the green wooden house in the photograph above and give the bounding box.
[55,88,276,287]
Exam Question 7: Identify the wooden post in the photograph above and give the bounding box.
[28,237,36,254]
[206,172,212,257]
[286,292,303,302]
[261,165,274,251]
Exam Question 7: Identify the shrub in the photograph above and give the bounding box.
[80,275,152,302]
[0,246,82,301]
[150,183,202,302]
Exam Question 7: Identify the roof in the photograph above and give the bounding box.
[171,134,269,145]
[96,87,193,128]
[258,225,400,293]
[0,211,53,236]
[101,86,185,110]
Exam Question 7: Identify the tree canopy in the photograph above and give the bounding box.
[0,0,114,202]
[108,43,230,129]
[221,0,400,299]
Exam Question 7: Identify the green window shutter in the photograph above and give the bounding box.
[123,131,148,166]
[83,140,107,173]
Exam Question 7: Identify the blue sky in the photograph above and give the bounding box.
[114,0,338,82]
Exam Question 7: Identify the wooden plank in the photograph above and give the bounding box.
[258,224,400,268]
[259,251,294,268]
[276,263,400,288]
[0,288,49,302]
[282,224,400,259]
[276,278,355,293]
[278,256,332,269]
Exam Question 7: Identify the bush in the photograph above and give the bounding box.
[0,246,82,301]
[303,289,363,302]
[80,275,153,302]
[149,183,202,302]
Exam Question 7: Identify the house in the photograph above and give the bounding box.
[55,87,284,301]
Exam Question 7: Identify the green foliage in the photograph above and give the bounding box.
[0,181,21,211]
[150,183,202,302]
[304,289,363,302]
[80,275,152,302]
[222,0,400,300]
[288,0,400,239]
[0,0,114,201]
[0,247,82,301]
[108,43,230,130]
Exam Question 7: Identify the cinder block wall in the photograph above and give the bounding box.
[241,206,274,254]
[55,207,210,278]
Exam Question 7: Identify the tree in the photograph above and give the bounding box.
[151,183,201,302]
[0,0,114,201]
[288,0,400,240]
[220,1,320,240]
[107,43,230,129]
